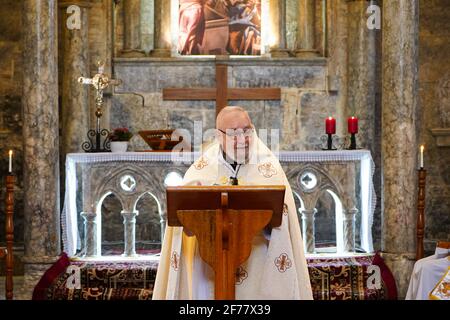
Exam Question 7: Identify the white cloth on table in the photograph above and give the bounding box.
[406,247,450,300]
[62,150,376,257]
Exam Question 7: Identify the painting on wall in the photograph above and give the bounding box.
[178,0,261,56]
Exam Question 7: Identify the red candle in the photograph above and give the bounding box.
[325,117,336,134]
[348,116,358,134]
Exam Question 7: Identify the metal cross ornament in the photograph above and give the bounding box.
[78,61,122,152]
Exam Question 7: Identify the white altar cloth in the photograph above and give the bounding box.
[62,150,376,257]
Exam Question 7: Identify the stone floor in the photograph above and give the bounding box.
[0,276,24,300]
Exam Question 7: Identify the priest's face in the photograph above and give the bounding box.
[217,111,254,164]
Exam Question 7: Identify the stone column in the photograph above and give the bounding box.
[121,0,145,57]
[59,1,91,156]
[21,0,60,299]
[382,0,419,298]
[269,0,289,58]
[296,0,319,57]
[150,0,171,57]
[81,212,98,257]
[346,0,376,151]
[300,208,317,253]
[343,207,358,252]
[122,210,138,256]
[160,203,167,243]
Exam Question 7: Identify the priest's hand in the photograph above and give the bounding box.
[263,224,272,240]
[183,227,195,237]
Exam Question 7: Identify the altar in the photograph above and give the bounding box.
[30,149,388,300]
[62,150,376,259]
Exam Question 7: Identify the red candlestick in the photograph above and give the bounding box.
[325,117,336,134]
[348,116,358,134]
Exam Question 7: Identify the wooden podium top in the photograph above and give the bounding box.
[166,185,286,228]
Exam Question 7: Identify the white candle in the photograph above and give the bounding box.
[8,150,12,173]
[420,145,424,168]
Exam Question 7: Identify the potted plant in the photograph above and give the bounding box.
[109,127,133,153]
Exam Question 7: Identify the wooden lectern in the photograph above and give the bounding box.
[166,185,285,300]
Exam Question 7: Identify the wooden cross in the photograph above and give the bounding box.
[163,63,281,116]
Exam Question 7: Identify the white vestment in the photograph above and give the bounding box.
[405,247,450,300]
[153,134,313,300]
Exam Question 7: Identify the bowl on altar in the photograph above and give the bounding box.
[138,130,182,151]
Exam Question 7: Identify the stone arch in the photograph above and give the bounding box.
[287,164,346,210]
[133,190,164,252]
[292,189,305,224]
[96,191,124,255]
[314,188,345,253]
[91,164,167,213]
[286,164,348,254]
[84,163,169,256]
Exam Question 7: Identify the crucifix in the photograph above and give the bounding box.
[163,63,281,116]
[78,61,122,152]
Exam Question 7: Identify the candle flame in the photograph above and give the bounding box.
[328,116,333,120]
[420,145,424,152]
[8,150,12,156]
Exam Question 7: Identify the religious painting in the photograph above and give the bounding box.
[178,0,262,56]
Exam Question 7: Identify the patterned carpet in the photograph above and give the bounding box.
[307,254,396,300]
[33,252,396,300]
[33,255,158,300]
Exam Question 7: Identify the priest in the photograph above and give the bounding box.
[153,106,313,300]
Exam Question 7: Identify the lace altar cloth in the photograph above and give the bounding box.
[63,150,376,257]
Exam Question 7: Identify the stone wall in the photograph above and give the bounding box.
[115,0,154,56]
[112,58,336,151]
[418,0,450,254]
[0,0,24,271]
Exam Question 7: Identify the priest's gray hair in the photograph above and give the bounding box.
[216,106,252,128]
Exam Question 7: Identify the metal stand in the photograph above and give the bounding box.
[348,133,357,150]
[79,61,121,153]
[321,134,338,150]
[81,108,110,152]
